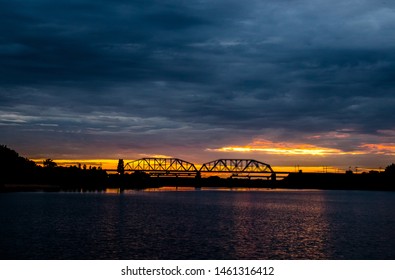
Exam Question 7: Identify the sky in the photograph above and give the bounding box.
[1,0,395,170]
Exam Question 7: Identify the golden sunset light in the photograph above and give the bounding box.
[209,146,344,156]
[360,143,395,155]
[2,0,395,265]
[207,139,369,156]
[32,159,119,170]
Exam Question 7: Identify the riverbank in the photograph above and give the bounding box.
[2,171,394,192]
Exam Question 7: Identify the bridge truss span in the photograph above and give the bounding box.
[199,159,274,177]
[120,157,277,179]
[124,158,198,176]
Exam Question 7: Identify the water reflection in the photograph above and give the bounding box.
[319,190,395,259]
[105,188,122,194]
[206,191,331,259]
[143,186,197,192]
[1,190,395,259]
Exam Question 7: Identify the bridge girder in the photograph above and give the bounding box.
[122,158,275,177]
[199,159,274,174]
[124,158,198,174]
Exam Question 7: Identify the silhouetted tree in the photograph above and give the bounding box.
[0,145,37,184]
[117,159,124,175]
[385,163,395,175]
[0,145,36,170]
[43,158,57,168]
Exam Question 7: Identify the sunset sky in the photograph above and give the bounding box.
[1,0,395,170]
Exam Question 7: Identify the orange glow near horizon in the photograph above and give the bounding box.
[360,143,395,155]
[32,159,120,170]
[206,137,395,157]
[31,139,394,172]
[33,158,202,170]
[210,146,345,155]
[31,159,380,174]
[207,139,366,156]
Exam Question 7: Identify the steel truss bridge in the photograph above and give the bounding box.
[121,158,277,179]
[124,158,198,177]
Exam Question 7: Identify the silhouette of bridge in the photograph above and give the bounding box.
[116,158,279,179]
[124,158,198,176]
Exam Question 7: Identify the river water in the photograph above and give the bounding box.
[1,189,395,259]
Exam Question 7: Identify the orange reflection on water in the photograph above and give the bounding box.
[105,188,122,194]
[143,186,197,192]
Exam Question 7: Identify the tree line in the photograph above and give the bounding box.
[1,144,395,191]
[0,145,107,190]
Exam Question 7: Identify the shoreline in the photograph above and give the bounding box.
[1,181,394,193]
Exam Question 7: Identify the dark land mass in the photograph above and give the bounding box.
[1,145,395,192]
[281,171,395,191]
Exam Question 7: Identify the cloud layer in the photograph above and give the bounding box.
[1,0,395,167]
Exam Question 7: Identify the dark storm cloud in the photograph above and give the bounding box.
[0,0,219,85]
[1,0,395,160]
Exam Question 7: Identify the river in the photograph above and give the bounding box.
[1,188,394,259]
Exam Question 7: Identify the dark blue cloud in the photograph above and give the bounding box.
[1,0,395,164]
